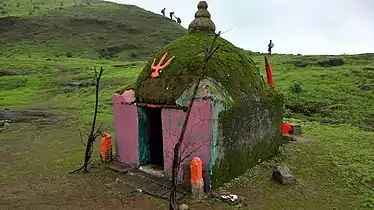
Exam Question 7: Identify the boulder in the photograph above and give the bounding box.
[272,166,296,185]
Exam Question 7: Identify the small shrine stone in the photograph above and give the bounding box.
[290,124,302,135]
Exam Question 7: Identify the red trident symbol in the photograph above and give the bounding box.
[151,52,175,78]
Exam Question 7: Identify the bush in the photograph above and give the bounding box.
[66,52,73,58]
[283,108,293,118]
[290,81,303,93]
[317,58,344,67]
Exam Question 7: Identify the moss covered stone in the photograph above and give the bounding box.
[133,31,267,105]
[211,88,284,189]
[188,1,216,33]
[117,1,284,190]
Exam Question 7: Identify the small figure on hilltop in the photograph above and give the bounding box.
[170,11,175,20]
[176,17,181,25]
[268,40,274,54]
[161,8,166,17]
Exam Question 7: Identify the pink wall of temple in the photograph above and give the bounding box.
[112,94,139,165]
[162,100,212,183]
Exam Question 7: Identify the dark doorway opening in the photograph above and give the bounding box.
[146,107,164,169]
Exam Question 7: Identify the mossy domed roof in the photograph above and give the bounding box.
[132,1,267,105]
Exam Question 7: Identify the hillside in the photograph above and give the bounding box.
[0,0,186,60]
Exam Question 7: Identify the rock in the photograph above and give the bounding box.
[191,178,204,201]
[179,204,189,210]
[317,58,344,67]
[0,110,49,122]
[282,133,297,142]
[64,81,93,88]
[290,124,302,135]
[272,166,296,185]
[360,85,372,91]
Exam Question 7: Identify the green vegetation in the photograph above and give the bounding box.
[0,0,373,209]
[221,122,374,209]
[0,0,186,60]
[257,54,374,130]
[133,32,265,105]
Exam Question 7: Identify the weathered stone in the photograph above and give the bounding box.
[0,109,49,123]
[290,124,302,135]
[360,85,372,91]
[191,179,204,201]
[64,81,94,88]
[179,204,189,210]
[105,181,135,196]
[272,166,296,185]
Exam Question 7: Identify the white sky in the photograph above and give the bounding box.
[108,0,374,55]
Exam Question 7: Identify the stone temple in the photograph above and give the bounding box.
[112,1,284,191]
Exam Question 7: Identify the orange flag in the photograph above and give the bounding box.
[264,56,274,88]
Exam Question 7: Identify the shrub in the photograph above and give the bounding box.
[66,52,73,58]
[290,81,303,93]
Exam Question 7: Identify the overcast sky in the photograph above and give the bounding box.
[108,0,374,55]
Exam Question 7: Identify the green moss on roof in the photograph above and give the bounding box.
[133,31,267,105]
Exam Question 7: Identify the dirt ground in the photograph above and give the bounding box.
[0,112,229,210]
[1,108,367,209]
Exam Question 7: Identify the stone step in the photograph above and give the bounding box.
[131,169,188,195]
[105,161,188,200]
[120,172,186,200]
[105,181,135,196]
[105,160,134,174]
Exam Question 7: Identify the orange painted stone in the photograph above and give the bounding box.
[190,157,203,185]
[100,132,112,161]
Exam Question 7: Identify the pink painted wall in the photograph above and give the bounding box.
[162,100,212,184]
[112,94,139,165]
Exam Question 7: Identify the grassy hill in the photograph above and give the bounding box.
[0,0,373,209]
[0,0,186,60]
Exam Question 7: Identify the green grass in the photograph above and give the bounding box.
[0,0,186,60]
[252,54,374,130]
[1,53,373,208]
[221,122,374,208]
[0,0,373,209]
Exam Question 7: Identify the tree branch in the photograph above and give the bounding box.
[169,32,221,209]
[70,66,104,174]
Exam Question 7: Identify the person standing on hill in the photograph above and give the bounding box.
[176,17,181,25]
[268,40,274,54]
[161,8,166,17]
[169,12,175,20]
